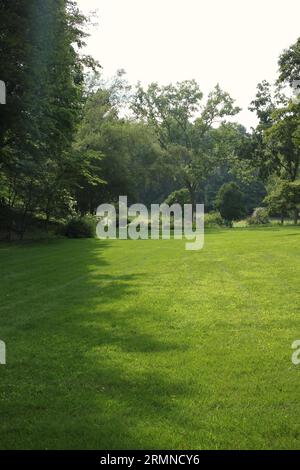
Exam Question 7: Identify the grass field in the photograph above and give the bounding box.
[0,226,300,449]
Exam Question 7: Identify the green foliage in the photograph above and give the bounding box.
[204,211,225,227]
[63,215,96,238]
[249,38,300,185]
[215,182,246,226]
[6,5,300,239]
[132,81,240,208]
[75,78,176,211]
[278,37,300,87]
[247,207,270,226]
[164,189,191,206]
[0,0,98,238]
[264,179,300,224]
[264,104,300,182]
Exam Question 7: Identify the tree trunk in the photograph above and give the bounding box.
[189,189,196,223]
[293,208,298,225]
[185,180,197,223]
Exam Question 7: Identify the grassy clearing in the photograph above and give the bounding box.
[0,226,300,449]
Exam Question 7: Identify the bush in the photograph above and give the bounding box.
[215,182,246,226]
[247,207,270,226]
[63,215,96,239]
[205,211,225,227]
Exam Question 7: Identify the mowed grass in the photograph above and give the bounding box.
[1,227,300,450]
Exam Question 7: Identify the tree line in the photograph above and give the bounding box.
[1,0,300,239]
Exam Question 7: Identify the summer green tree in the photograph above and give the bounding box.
[0,0,97,237]
[264,179,300,224]
[75,85,167,212]
[132,81,240,216]
[164,189,191,206]
[215,182,246,226]
[249,37,300,223]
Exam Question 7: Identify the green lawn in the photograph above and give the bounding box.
[1,227,300,450]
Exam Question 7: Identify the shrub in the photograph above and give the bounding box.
[63,215,96,239]
[247,207,270,225]
[215,182,246,227]
[205,211,225,227]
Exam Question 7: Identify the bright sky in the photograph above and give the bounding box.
[77,0,300,129]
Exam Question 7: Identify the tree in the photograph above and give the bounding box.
[264,179,300,225]
[264,104,300,183]
[132,81,240,217]
[75,88,129,212]
[164,189,191,206]
[0,0,98,237]
[215,182,246,226]
[249,81,289,181]
[248,38,300,224]
[278,37,300,88]
[75,87,152,213]
[249,37,300,184]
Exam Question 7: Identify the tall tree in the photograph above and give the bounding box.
[0,0,98,237]
[132,81,240,215]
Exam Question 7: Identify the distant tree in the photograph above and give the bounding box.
[164,189,191,206]
[74,87,132,212]
[249,81,289,181]
[215,182,246,226]
[264,179,300,225]
[75,84,167,212]
[132,81,240,217]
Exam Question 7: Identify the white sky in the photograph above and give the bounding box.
[77,0,300,129]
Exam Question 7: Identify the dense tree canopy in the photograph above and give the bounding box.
[248,36,300,223]
[1,1,300,238]
[131,81,240,213]
[0,0,97,237]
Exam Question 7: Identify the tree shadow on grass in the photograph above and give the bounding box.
[278,232,300,237]
[0,239,198,450]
